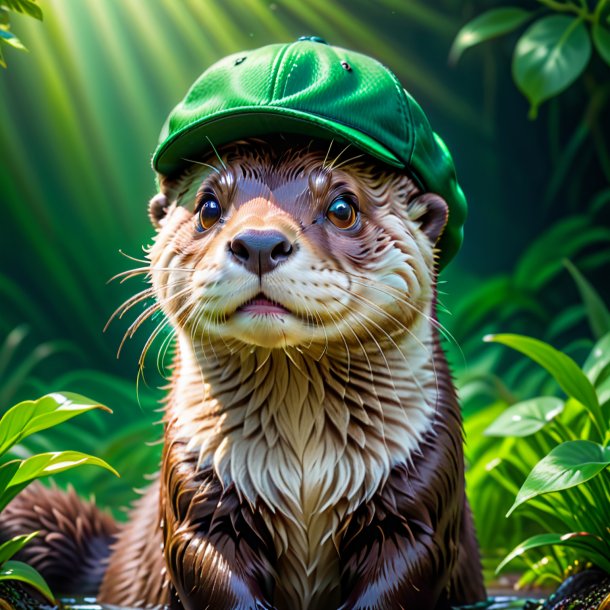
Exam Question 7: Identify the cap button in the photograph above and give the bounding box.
[297,35,329,45]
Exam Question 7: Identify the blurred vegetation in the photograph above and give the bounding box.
[0,0,609,588]
[0,0,42,69]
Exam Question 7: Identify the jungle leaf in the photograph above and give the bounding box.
[497,532,610,574]
[514,216,610,292]
[7,450,118,488]
[0,451,118,511]
[0,560,53,602]
[584,333,610,386]
[1,0,42,20]
[592,19,610,66]
[484,334,603,436]
[507,441,610,516]
[0,28,26,51]
[512,16,592,118]
[0,460,19,500]
[564,259,610,339]
[0,392,111,456]
[0,532,37,565]
[485,397,564,438]
[449,7,532,64]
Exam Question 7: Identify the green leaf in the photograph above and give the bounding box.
[0,460,19,497]
[584,333,610,385]
[592,19,610,66]
[508,440,610,516]
[564,259,610,339]
[1,0,42,20]
[0,451,118,511]
[0,28,26,51]
[512,16,592,118]
[485,397,564,438]
[449,7,532,64]
[497,531,610,574]
[0,392,111,456]
[0,560,54,602]
[7,450,118,489]
[514,216,610,292]
[484,334,603,437]
[0,532,37,565]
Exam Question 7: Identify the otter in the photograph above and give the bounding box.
[0,40,486,609]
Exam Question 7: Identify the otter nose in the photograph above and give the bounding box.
[229,230,293,275]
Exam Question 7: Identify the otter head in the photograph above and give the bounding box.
[147,138,448,353]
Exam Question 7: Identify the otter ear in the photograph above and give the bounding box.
[410,193,449,245]
[149,193,170,228]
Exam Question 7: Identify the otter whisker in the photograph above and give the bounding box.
[349,276,460,351]
[340,285,433,358]
[106,277,190,331]
[327,143,352,171]
[118,285,192,357]
[109,265,196,284]
[117,302,163,356]
[323,305,377,404]
[330,296,403,396]
[321,139,335,171]
[105,288,156,331]
[330,153,364,172]
[157,325,178,378]
[205,136,227,171]
[139,295,195,371]
[335,289,437,403]
[321,304,351,383]
[118,249,150,264]
[183,158,221,175]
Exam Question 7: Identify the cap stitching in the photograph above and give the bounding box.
[280,48,303,99]
[383,67,411,164]
[268,42,296,105]
[267,43,292,103]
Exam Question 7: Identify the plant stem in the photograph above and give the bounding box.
[536,0,594,20]
[553,417,577,442]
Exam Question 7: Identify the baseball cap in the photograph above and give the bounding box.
[152,37,466,269]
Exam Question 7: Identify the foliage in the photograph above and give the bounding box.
[451,0,610,118]
[448,215,610,419]
[0,327,162,518]
[0,0,41,68]
[473,316,610,585]
[0,392,117,601]
[462,265,610,585]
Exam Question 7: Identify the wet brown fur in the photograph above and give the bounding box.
[0,138,485,609]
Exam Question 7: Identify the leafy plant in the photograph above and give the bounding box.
[461,264,610,586]
[450,0,610,118]
[448,225,610,418]
[480,328,610,585]
[0,392,117,601]
[0,0,42,68]
[0,326,162,519]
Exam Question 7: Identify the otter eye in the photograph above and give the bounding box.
[326,196,358,230]
[196,196,222,232]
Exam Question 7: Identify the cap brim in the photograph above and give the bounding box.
[152,106,404,177]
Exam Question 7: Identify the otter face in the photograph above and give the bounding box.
[147,139,448,350]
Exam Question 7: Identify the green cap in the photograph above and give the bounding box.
[153,37,466,269]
